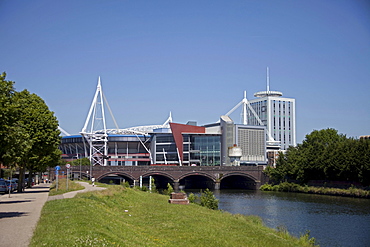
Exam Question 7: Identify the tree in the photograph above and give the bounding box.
[271,128,370,186]
[1,73,61,190]
[69,157,90,166]
[13,90,61,190]
[299,128,347,182]
[0,72,17,165]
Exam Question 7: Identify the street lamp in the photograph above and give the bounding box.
[76,154,81,180]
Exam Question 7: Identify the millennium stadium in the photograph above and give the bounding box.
[59,71,296,177]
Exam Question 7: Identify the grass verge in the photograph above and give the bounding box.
[31,186,317,247]
[260,181,370,198]
[49,178,85,196]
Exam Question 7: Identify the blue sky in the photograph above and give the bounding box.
[1,0,369,143]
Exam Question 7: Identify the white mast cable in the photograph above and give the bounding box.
[267,67,270,92]
[58,126,71,136]
[243,91,248,125]
[225,91,275,142]
[102,93,120,131]
[81,80,101,134]
[98,77,107,135]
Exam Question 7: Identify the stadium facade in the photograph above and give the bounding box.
[59,73,296,167]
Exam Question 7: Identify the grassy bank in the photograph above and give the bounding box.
[31,186,317,247]
[260,182,370,198]
[49,178,85,196]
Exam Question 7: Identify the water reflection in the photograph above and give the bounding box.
[212,190,370,247]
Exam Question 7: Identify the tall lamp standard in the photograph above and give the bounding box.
[76,154,81,180]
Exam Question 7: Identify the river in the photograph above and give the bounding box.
[212,190,370,247]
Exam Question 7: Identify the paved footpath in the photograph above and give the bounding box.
[47,181,106,201]
[0,182,105,247]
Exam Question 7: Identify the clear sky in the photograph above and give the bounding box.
[1,0,369,143]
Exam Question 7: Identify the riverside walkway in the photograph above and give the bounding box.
[0,181,105,246]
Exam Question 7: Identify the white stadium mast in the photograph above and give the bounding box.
[80,77,119,166]
[224,68,278,144]
[225,91,276,143]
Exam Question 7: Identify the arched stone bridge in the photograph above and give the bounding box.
[65,165,269,190]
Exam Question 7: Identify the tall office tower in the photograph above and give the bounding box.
[247,69,296,150]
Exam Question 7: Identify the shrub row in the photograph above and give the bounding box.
[260,182,370,198]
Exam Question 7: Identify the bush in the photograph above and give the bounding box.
[188,193,197,203]
[260,182,370,198]
[200,189,219,210]
[163,183,174,195]
[150,177,157,192]
[122,181,130,188]
[260,183,274,191]
[299,230,317,246]
[278,181,300,192]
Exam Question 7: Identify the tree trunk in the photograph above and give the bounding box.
[17,166,26,192]
[27,169,33,188]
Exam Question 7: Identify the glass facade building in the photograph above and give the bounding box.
[183,134,221,166]
[151,133,221,166]
[151,134,179,164]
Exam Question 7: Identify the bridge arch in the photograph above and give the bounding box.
[140,172,176,190]
[179,172,216,190]
[140,171,175,181]
[220,172,258,190]
[96,172,135,185]
[178,172,216,182]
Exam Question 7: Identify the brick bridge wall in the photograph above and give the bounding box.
[65,165,268,189]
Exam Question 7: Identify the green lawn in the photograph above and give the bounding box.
[32,186,317,247]
[49,178,85,196]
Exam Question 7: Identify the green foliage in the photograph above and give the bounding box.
[68,157,90,166]
[2,168,14,179]
[163,183,174,195]
[200,188,219,210]
[140,186,148,192]
[0,73,61,191]
[260,183,276,191]
[268,128,370,186]
[122,181,130,188]
[188,192,196,203]
[260,182,370,198]
[299,230,317,246]
[150,176,157,192]
[0,72,28,167]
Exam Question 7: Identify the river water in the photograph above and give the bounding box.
[212,190,370,247]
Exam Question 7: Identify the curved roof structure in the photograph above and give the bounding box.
[254,90,283,97]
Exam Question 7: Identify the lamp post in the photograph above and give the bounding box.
[76,154,81,180]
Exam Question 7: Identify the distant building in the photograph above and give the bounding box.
[59,73,295,166]
[218,116,266,166]
[149,117,266,166]
[60,116,266,166]
[151,122,221,166]
[247,88,296,151]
